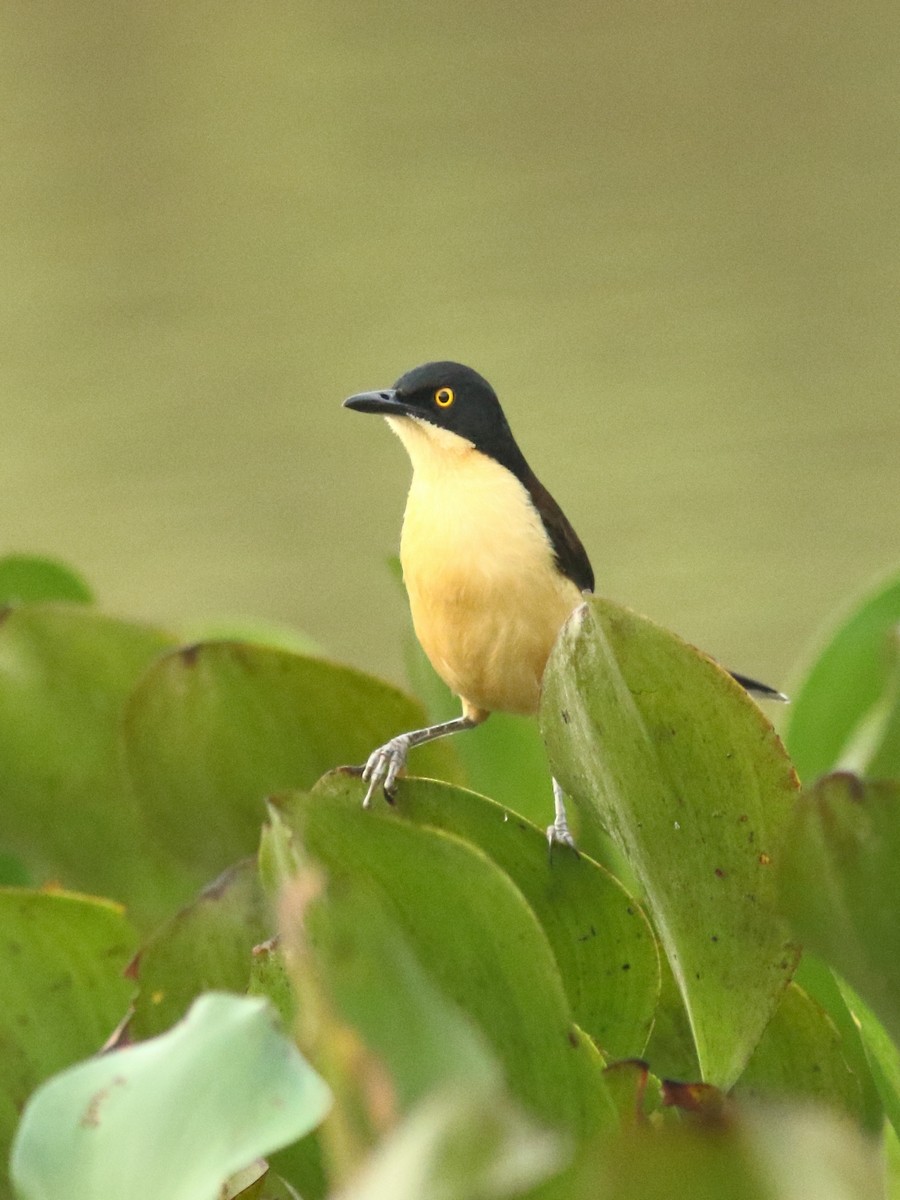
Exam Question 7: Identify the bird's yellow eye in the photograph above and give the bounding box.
[434,387,454,408]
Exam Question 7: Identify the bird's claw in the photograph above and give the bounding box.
[546,818,580,858]
[360,735,411,808]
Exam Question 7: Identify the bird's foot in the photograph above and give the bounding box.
[546,817,580,857]
[548,777,579,856]
[360,734,413,808]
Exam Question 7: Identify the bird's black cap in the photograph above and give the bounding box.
[344,361,596,593]
[344,361,527,475]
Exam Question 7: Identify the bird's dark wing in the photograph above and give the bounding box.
[523,471,595,593]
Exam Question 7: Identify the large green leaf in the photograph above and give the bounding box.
[0,889,137,1191]
[735,982,864,1121]
[0,606,179,915]
[270,801,554,1189]
[787,570,900,781]
[541,598,800,1087]
[309,773,659,1061]
[129,858,271,1039]
[779,773,900,1048]
[277,852,500,1171]
[123,641,460,884]
[10,993,331,1200]
[276,786,617,1140]
[0,555,93,605]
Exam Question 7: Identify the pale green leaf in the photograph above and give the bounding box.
[11,994,331,1200]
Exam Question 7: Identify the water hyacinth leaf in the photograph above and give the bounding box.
[179,615,323,658]
[0,853,31,887]
[792,952,883,1133]
[123,641,460,883]
[257,1173,302,1200]
[541,597,799,1088]
[0,555,93,605]
[641,953,702,1083]
[276,786,617,1138]
[279,860,498,1120]
[309,773,659,1061]
[786,570,900,781]
[248,938,296,1030]
[0,606,178,912]
[811,622,900,781]
[333,1086,563,1200]
[581,1100,883,1200]
[779,773,900,1048]
[0,889,136,1177]
[129,858,271,1039]
[836,979,900,1137]
[10,994,331,1200]
[734,982,864,1121]
[221,1161,266,1199]
[853,624,900,780]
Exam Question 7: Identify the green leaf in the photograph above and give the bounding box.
[779,773,900,1047]
[541,597,800,1087]
[641,953,701,1082]
[792,952,883,1133]
[312,772,660,1061]
[130,859,271,1039]
[123,642,460,885]
[836,979,900,1138]
[856,626,900,779]
[248,938,296,1031]
[0,606,180,920]
[277,785,617,1139]
[0,555,93,605]
[0,889,137,1178]
[280,860,498,1128]
[179,616,323,657]
[0,853,31,887]
[787,569,900,781]
[274,828,499,1189]
[10,994,332,1200]
[578,1100,883,1200]
[336,1086,563,1200]
[735,982,865,1121]
[259,1172,302,1200]
[809,625,900,782]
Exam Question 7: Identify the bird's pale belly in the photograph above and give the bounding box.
[400,478,583,717]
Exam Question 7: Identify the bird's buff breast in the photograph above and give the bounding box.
[399,449,582,717]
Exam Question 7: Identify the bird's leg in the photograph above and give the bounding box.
[360,714,481,808]
[547,777,578,853]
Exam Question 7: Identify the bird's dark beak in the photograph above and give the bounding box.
[343,388,410,416]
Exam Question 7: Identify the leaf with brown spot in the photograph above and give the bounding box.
[541,597,800,1088]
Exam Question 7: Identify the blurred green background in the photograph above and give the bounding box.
[3,0,898,693]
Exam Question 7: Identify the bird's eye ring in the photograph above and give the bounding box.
[435,387,454,408]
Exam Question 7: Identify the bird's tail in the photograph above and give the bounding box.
[729,671,789,703]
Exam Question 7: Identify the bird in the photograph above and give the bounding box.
[343,361,786,849]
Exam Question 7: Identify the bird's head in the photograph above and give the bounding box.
[343,361,522,467]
